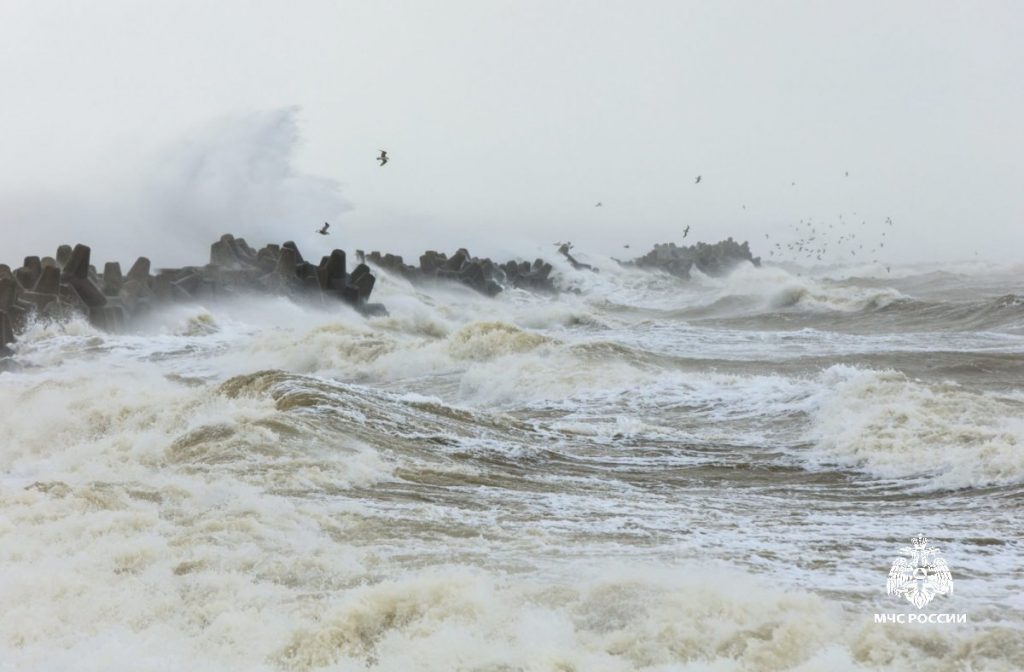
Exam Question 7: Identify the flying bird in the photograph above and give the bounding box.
[595,202,603,207]
[377,150,389,166]
[683,225,691,239]
[694,175,702,184]
[317,222,330,235]
[623,244,630,249]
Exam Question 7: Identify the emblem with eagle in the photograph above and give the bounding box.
[886,534,954,609]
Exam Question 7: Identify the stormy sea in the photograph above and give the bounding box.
[1,253,1022,671]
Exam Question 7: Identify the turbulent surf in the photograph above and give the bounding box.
[1,254,1022,671]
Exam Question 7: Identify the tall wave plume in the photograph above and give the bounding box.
[1,107,350,267]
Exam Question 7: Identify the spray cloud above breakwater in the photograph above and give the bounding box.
[1,108,350,268]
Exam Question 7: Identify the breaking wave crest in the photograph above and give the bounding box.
[611,264,1024,333]
[805,365,1024,490]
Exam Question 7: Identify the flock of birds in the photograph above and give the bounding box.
[646,171,896,271]
[765,214,896,273]
[318,152,896,273]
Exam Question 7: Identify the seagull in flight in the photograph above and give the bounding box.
[683,225,691,239]
[595,202,603,207]
[694,175,702,184]
[316,222,330,235]
[377,149,389,166]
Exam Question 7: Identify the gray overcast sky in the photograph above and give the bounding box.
[1,0,1022,266]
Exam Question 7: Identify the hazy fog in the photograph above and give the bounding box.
[1,1,1021,267]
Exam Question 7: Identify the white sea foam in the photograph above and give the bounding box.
[805,365,1024,490]
[2,254,1023,670]
[5,523,1019,672]
[688,264,908,314]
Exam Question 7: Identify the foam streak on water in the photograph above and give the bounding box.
[1,260,1023,670]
